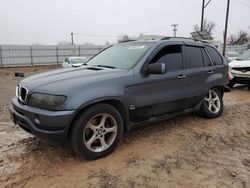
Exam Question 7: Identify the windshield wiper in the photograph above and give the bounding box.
[96,64,116,69]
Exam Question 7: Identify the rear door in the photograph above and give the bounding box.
[204,45,227,86]
[183,45,213,107]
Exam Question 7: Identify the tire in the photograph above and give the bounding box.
[199,88,223,118]
[70,103,123,160]
[227,80,235,88]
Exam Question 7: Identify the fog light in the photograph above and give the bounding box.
[34,117,40,125]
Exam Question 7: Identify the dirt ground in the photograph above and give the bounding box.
[0,66,250,188]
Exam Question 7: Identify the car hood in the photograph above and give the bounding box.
[229,59,250,67]
[21,66,127,94]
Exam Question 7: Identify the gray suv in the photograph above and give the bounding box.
[9,38,229,160]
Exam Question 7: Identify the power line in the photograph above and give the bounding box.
[232,0,250,8]
[141,25,172,34]
[204,0,212,8]
[73,33,118,38]
[70,32,118,45]
[71,25,173,43]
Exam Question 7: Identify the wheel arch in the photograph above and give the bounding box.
[211,85,225,97]
[67,97,130,140]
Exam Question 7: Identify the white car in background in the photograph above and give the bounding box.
[62,57,88,68]
[225,51,239,62]
[228,49,250,88]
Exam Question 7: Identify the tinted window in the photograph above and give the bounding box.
[202,49,212,67]
[205,46,223,65]
[150,45,183,71]
[185,46,203,69]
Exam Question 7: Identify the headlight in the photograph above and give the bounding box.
[29,93,66,110]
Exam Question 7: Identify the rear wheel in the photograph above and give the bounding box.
[199,88,223,118]
[70,104,123,160]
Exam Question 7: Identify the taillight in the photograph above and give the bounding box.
[228,71,233,80]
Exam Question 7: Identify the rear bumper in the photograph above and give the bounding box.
[9,97,75,142]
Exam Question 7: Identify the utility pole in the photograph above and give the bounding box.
[200,0,212,31]
[201,0,205,31]
[223,0,230,56]
[171,24,178,37]
[71,32,74,45]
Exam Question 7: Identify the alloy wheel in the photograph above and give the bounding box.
[204,90,221,113]
[83,113,118,152]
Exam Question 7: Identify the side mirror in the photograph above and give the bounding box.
[143,63,166,75]
[62,61,70,68]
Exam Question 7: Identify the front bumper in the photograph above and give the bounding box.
[9,97,75,142]
[231,69,250,78]
[230,69,250,84]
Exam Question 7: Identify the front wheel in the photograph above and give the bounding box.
[70,104,123,160]
[199,88,223,118]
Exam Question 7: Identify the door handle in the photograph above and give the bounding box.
[208,70,214,74]
[177,74,186,79]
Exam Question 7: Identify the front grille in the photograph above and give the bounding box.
[17,85,28,103]
[232,67,250,72]
[20,87,27,101]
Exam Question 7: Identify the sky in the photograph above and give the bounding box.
[0,0,250,45]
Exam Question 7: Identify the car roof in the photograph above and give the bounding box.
[124,37,211,47]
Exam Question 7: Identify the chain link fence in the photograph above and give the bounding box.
[218,43,250,54]
[0,45,105,67]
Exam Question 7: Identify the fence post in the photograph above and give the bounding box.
[56,46,59,65]
[0,46,3,67]
[99,47,101,52]
[79,46,81,56]
[30,46,33,66]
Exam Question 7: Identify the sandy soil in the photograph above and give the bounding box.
[0,66,250,188]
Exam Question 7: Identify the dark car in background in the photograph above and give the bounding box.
[10,38,229,160]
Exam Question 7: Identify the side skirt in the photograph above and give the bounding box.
[126,100,203,131]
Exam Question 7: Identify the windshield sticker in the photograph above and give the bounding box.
[128,45,145,50]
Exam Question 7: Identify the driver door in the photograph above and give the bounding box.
[129,44,189,121]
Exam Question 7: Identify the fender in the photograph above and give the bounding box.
[69,96,131,133]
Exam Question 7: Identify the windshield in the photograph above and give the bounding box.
[86,42,154,69]
[70,58,87,64]
[236,50,250,60]
[227,53,238,57]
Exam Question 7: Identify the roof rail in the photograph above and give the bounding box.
[161,37,210,44]
[119,39,137,43]
[161,37,195,41]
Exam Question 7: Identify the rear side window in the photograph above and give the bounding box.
[201,49,212,67]
[205,46,223,65]
[150,45,183,71]
[185,46,203,69]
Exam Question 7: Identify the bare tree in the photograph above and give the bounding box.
[193,19,216,36]
[105,41,111,46]
[117,35,132,43]
[227,30,250,45]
